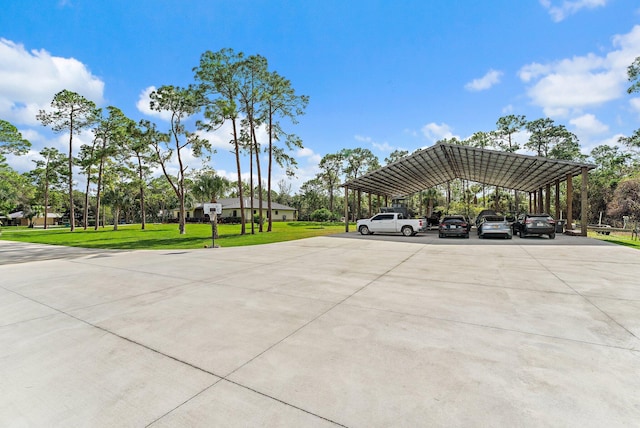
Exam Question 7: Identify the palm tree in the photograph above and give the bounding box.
[191,172,231,204]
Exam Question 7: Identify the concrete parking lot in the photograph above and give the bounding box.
[1,235,639,427]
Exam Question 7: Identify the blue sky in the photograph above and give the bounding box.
[2,0,640,191]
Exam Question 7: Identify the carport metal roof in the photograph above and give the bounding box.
[342,143,595,197]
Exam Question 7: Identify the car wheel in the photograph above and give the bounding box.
[520,230,526,238]
[359,226,370,235]
[438,233,444,238]
[401,226,413,237]
[549,232,556,239]
[464,234,469,239]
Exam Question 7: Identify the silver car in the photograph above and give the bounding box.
[478,215,513,239]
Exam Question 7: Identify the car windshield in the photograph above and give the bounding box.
[443,218,464,223]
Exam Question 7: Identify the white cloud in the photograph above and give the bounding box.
[501,104,514,114]
[354,135,372,143]
[539,0,608,22]
[596,133,625,147]
[0,38,104,126]
[135,86,174,121]
[354,134,398,152]
[569,113,609,135]
[18,128,46,145]
[518,25,640,117]
[630,98,640,114]
[421,122,459,142]
[580,133,625,154]
[372,141,395,152]
[195,120,241,151]
[214,169,250,185]
[163,145,212,179]
[296,147,322,165]
[4,150,40,172]
[464,69,503,91]
[518,63,552,83]
[568,113,612,153]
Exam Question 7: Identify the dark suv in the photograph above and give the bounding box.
[514,213,556,239]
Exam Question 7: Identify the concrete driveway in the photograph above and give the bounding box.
[1,236,639,427]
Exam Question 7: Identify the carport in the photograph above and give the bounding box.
[342,143,595,235]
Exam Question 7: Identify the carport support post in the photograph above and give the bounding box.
[344,186,349,232]
[528,193,532,213]
[368,193,372,217]
[545,183,551,215]
[538,188,544,213]
[566,174,573,231]
[377,195,381,213]
[581,167,588,236]
[532,192,537,213]
[555,180,560,221]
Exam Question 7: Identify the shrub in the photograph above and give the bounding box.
[310,208,332,222]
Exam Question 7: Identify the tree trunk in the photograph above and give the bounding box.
[178,181,185,235]
[267,107,273,232]
[83,142,95,230]
[113,207,119,231]
[138,155,146,230]
[252,126,263,233]
[174,124,186,235]
[44,176,49,230]
[232,118,245,235]
[329,186,334,213]
[68,120,75,231]
[250,138,255,234]
[95,156,104,230]
[83,171,91,230]
[94,136,106,231]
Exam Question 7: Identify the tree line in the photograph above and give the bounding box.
[1,49,308,234]
[3,55,640,229]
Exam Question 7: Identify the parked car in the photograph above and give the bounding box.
[477,215,513,239]
[438,215,470,238]
[474,209,497,229]
[514,213,556,239]
[357,212,426,236]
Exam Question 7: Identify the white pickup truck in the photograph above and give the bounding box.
[357,212,426,236]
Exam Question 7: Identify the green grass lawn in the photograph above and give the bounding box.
[588,231,640,250]
[0,222,353,250]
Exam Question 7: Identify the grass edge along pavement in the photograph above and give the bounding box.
[2,223,639,251]
[587,230,640,250]
[0,222,354,250]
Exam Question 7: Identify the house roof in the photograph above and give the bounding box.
[342,143,595,197]
[207,198,296,211]
[7,211,62,219]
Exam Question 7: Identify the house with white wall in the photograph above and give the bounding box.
[173,198,297,222]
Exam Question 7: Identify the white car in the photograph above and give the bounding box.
[357,212,426,236]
